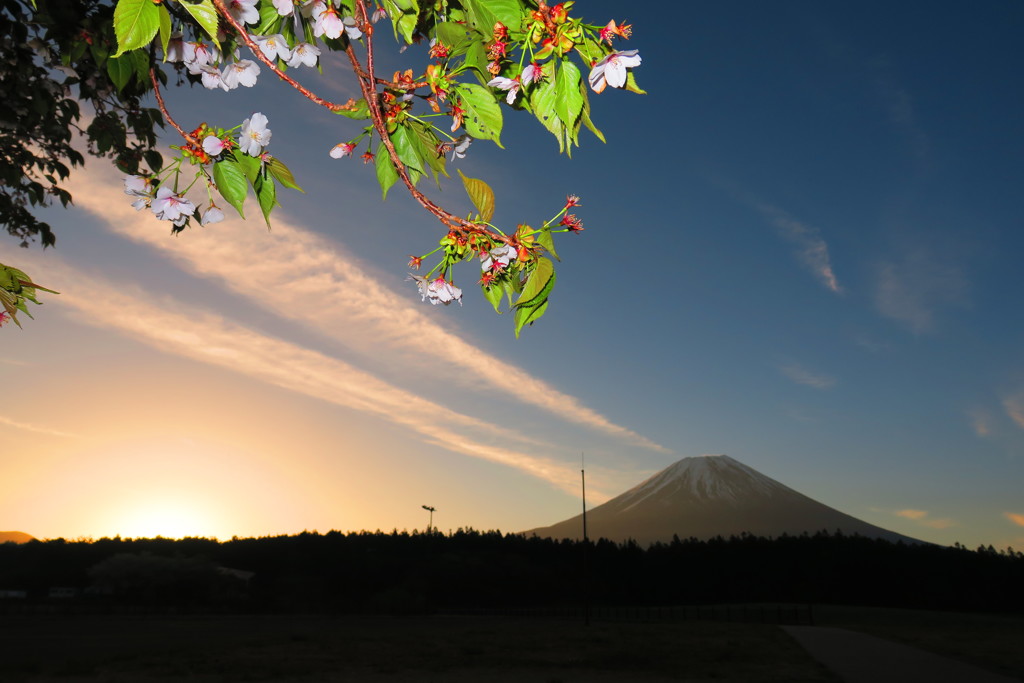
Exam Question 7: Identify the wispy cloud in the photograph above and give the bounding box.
[1003,395,1024,430]
[779,362,836,390]
[1004,512,1024,528]
[969,408,992,438]
[63,172,667,453]
[894,508,955,529]
[0,415,82,439]
[875,251,968,334]
[754,203,842,293]
[20,258,602,497]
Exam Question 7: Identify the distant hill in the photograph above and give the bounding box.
[0,531,35,544]
[525,454,924,546]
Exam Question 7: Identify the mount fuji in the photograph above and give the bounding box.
[525,455,924,546]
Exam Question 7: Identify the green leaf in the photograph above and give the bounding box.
[112,0,160,57]
[463,0,523,34]
[515,257,555,310]
[554,60,584,130]
[513,299,548,337]
[107,54,134,92]
[254,175,277,227]
[267,158,304,192]
[457,169,494,223]
[530,77,568,152]
[255,1,282,35]
[213,159,249,217]
[375,148,399,199]
[435,22,472,55]
[537,229,560,261]
[336,98,370,119]
[579,77,605,143]
[158,4,172,60]
[624,70,647,95]
[482,282,503,313]
[180,0,221,46]
[231,150,263,184]
[408,119,447,183]
[456,83,503,146]
[391,125,425,187]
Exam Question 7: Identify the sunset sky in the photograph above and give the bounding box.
[3,1,1023,549]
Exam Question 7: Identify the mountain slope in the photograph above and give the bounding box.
[0,531,36,544]
[525,455,924,545]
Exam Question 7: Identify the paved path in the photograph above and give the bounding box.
[782,625,1021,683]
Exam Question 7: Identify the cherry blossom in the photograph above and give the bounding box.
[254,34,293,62]
[342,16,363,40]
[151,187,196,225]
[183,41,219,74]
[199,64,229,91]
[226,0,259,25]
[312,2,344,39]
[272,0,294,16]
[286,42,321,68]
[410,275,463,306]
[329,142,356,158]
[222,60,261,88]
[521,62,544,85]
[451,135,471,160]
[202,135,230,156]
[487,76,520,105]
[201,205,226,225]
[238,113,272,156]
[480,243,517,271]
[588,49,641,93]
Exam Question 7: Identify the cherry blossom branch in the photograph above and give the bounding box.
[209,0,359,114]
[350,0,496,240]
[149,67,200,148]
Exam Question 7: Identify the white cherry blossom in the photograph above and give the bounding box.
[312,2,344,39]
[202,135,230,156]
[226,0,259,25]
[238,113,272,156]
[199,64,230,91]
[588,49,641,94]
[409,275,463,306]
[479,243,517,271]
[222,60,260,88]
[201,205,226,225]
[287,42,321,68]
[183,41,219,74]
[255,34,292,62]
[272,0,294,16]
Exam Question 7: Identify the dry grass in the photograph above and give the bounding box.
[1,613,838,682]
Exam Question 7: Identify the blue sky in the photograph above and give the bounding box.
[3,0,1023,548]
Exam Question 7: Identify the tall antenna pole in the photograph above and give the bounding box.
[421,505,435,533]
[582,453,590,626]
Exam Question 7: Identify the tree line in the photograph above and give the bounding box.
[1,529,1021,614]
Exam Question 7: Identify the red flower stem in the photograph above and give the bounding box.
[150,67,200,148]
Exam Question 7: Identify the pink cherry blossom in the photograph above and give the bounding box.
[521,62,544,85]
[312,2,344,39]
[227,0,259,25]
[479,243,517,271]
[487,76,520,105]
[202,135,230,156]
[201,205,226,225]
[151,187,196,225]
[588,49,641,93]
[329,142,356,158]
[409,275,463,306]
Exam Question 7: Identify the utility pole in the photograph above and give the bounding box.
[582,453,590,626]
[421,505,435,533]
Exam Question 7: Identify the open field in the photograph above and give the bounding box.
[1,613,837,682]
[813,604,1024,680]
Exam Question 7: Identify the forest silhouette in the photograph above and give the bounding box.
[1,530,1021,615]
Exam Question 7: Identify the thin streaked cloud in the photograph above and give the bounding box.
[64,172,667,454]
[875,251,968,334]
[894,508,955,529]
[779,362,836,390]
[754,202,842,294]
[21,257,604,498]
[968,408,992,438]
[1004,512,1024,528]
[0,415,82,439]
[1003,395,1024,430]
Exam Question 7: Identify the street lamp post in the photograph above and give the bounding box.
[421,505,436,533]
